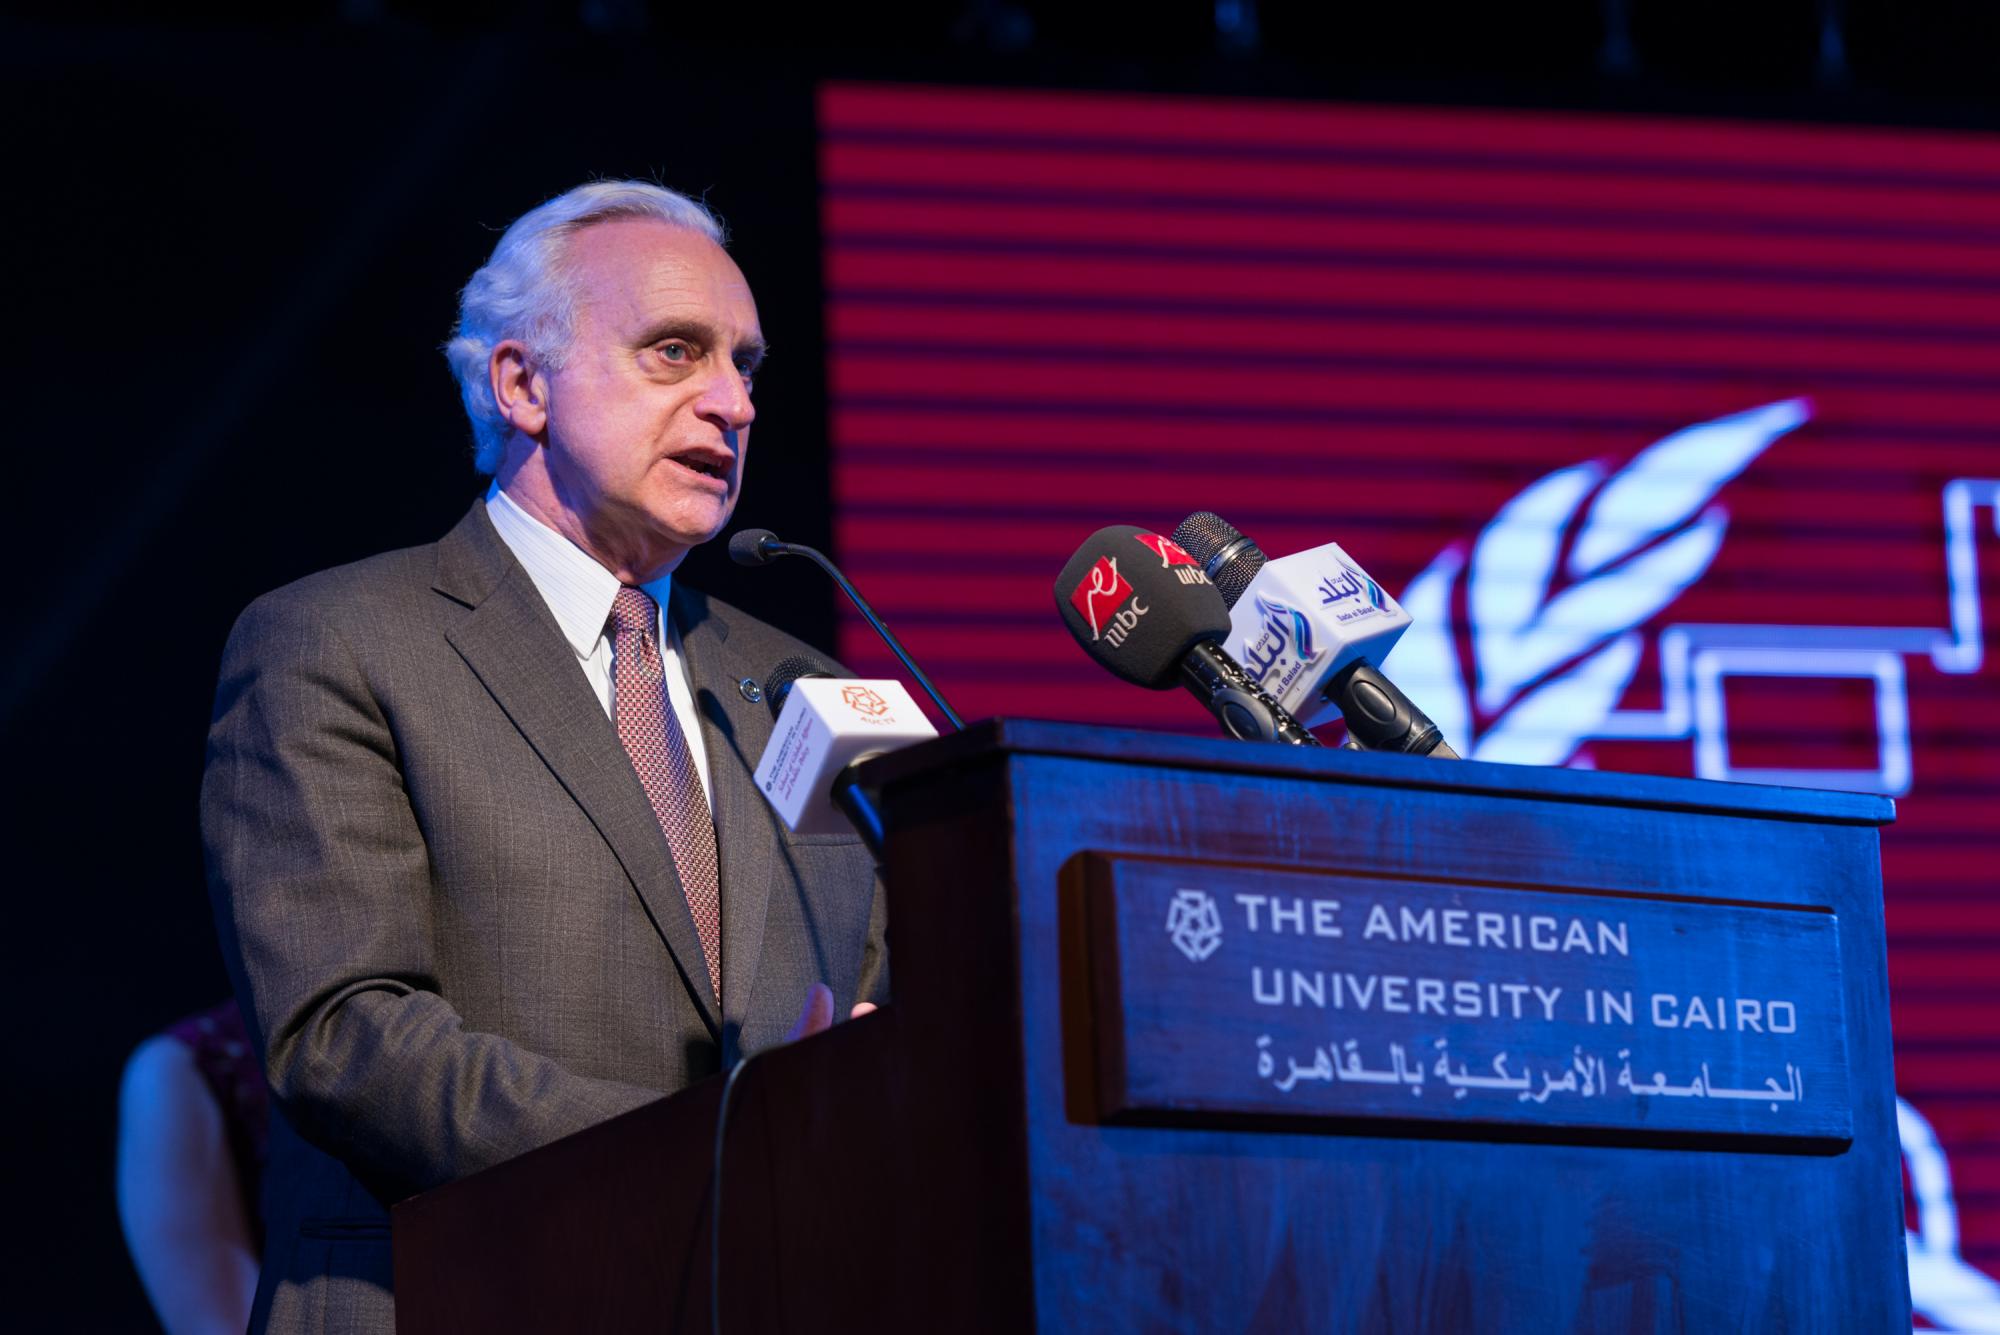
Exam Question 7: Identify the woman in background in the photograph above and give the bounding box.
[117,999,268,1335]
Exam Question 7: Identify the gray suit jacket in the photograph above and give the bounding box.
[203,503,885,1334]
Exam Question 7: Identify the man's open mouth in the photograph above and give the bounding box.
[672,453,730,480]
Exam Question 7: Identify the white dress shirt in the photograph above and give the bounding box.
[484,485,714,812]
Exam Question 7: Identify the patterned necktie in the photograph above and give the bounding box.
[609,586,722,1003]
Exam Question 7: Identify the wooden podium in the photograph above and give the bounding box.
[393,721,1910,1332]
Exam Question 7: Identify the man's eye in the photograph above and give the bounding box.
[735,358,760,384]
[658,342,691,363]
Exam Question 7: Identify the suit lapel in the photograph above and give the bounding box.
[671,584,784,1045]
[434,506,722,1035]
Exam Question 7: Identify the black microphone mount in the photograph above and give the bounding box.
[1181,642,1321,746]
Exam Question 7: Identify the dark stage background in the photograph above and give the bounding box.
[7,4,1997,1329]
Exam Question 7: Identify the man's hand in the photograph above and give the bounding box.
[784,982,878,1042]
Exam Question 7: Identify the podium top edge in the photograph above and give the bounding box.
[855,719,1896,828]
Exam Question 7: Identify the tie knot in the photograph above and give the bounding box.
[610,586,658,639]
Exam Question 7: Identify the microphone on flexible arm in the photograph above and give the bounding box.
[750,652,938,854]
[1052,526,1320,747]
[728,528,965,732]
[1171,512,1460,759]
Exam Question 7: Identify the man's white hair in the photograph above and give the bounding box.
[444,180,726,474]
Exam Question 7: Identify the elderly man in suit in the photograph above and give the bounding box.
[203,181,885,1334]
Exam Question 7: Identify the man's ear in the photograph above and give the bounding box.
[490,340,550,439]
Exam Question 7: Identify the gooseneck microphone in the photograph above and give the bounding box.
[1172,512,1459,759]
[1052,526,1319,747]
[728,528,964,731]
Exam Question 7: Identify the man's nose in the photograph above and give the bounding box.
[699,363,756,433]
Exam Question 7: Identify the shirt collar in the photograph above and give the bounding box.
[484,483,675,656]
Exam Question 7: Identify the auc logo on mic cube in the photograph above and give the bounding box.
[1226,542,1414,727]
[753,678,938,834]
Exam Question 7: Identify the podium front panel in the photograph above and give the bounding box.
[869,727,1906,1333]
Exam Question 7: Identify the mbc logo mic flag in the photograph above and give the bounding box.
[1137,532,1202,569]
[1069,555,1135,640]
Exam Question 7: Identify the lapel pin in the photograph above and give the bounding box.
[738,677,763,704]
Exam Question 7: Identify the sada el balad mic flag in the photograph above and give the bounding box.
[1174,511,1458,757]
[1173,511,1412,726]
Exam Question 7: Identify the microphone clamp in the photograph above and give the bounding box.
[1181,643,1321,746]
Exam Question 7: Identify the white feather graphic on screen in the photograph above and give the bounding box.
[1383,399,1811,766]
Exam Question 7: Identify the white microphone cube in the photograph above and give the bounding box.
[753,678,939,834]
[1224,543,1413,728]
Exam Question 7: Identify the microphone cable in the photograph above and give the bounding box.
[711,1052,755,1335]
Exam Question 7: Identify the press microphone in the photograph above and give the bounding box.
[1171,512,1458,759]
[728,528,965,731]
[751,652,937,845]
[1052,526,1319,747]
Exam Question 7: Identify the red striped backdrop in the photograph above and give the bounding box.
[819,82,2000,1307]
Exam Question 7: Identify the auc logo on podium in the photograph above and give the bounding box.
[1166,889,1224,963]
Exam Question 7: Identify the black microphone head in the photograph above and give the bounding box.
[1171,511,1266,610]
[728,528,782,567]
[765,652,838,720]
[1053,525,1231,689]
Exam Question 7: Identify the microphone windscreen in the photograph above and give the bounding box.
[766,652,838,720]
[728,529,780,566]
[1171,510,1264,609]
[1052,525,1231,689]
